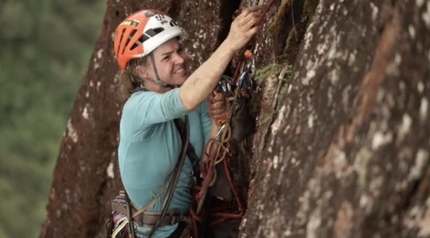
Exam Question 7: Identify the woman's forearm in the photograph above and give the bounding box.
[179,41,235,110]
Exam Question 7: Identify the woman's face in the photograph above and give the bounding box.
[146,38,189,86]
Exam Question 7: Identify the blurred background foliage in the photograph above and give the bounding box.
[0,0,106,237]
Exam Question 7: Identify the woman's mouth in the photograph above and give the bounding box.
[174,67,186,76]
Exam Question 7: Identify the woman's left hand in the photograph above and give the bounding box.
[207,92,229,126]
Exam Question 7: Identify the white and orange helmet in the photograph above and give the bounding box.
[113,9,183,69]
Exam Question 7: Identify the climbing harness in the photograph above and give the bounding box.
[187,0,277,235]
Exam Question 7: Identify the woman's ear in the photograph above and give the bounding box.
[135,65,150,79]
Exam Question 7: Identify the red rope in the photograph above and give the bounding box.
[189,138,244,226]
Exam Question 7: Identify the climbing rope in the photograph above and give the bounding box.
[188,0,277,235]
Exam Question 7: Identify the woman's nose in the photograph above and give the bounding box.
[174,52,187,64]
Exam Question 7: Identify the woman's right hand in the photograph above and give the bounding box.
[225,6,263,52]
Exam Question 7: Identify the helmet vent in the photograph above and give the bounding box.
[131,34,150,51]
[123,29,137,54]
[145,27,165,37]
[116,29,126,56]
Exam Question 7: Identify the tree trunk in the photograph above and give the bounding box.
[39,0,430,237]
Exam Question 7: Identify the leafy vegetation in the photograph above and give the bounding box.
[0,0,106,237]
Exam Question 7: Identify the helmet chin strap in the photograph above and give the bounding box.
[148,53,178,89]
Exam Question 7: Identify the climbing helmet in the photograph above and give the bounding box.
[113,9,183,69]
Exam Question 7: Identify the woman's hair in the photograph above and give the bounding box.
[117,57,149,102]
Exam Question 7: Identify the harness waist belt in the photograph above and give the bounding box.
[111,200,185,227]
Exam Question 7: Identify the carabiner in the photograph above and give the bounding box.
[216,124,229,140]
[237,70,250,90]
[215,75,234,97]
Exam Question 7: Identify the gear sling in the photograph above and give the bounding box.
[106,114,200,238]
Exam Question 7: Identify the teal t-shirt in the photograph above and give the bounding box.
[117,87,212,237]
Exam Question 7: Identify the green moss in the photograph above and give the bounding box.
[255,63,284,82]
[276,82,288,106]
[252,64,293,129]
[260,111,275,125]
[280,64,293,82]
[303,0,319,18]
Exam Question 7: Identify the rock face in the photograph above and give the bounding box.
[243,0,430,237]
[39,0,430,238]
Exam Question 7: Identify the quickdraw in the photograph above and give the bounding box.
[188,0,277,235]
